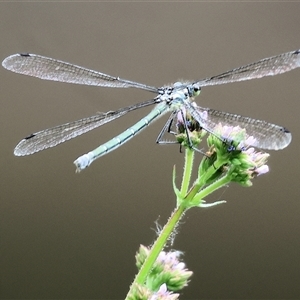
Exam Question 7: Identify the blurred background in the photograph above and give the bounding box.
[1,2,300,299]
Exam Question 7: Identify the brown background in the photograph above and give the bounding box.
[1,2,300,299]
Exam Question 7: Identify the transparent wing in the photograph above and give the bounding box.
[195,49,300,87]
[2,53,159,92]
[14,98,157,156]
[193,105,291,150]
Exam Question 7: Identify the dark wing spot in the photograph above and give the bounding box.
[24,133,36,140]
[281,127,290,133]
[19,53,31,57]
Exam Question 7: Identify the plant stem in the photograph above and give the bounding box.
[184,157,224,201]
[124,204,186,300]
[125,145,228,299]
[193,173,231,203]
[180,148,194,196]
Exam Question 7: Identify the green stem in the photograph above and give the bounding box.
[193,173,231,203]
[126,148,195,300]
[184,157,225,201]
[180,148,194,196]
[124,205,186,300]
[125,145,231,299]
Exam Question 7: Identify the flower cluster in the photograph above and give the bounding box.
[172,118,270,209]
[206,124,270,186]
[129,283,179,300]
[175,107,206,148]
[129,245,192,300]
